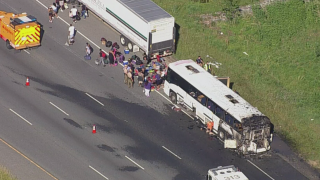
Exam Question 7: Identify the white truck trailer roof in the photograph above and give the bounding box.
[117,0,173,22]
[208,165,249,180]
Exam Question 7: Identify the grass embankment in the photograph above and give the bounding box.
[154,0,320,168]
[0,166,16,180]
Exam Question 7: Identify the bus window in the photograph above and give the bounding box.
[169,70,182,86]
[225,113,234,127]
[179,77,190,92]
[201,96,207,106]
[188,85,197,98]
[166,68,172,82]
[234,120,243,132]
[207,99,217,113]
[215,106,225,120]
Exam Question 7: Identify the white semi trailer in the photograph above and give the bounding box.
[78,0,176,59]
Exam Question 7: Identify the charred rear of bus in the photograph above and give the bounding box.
[240,115,273,154]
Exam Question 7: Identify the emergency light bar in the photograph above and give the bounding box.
[12,15,37,25]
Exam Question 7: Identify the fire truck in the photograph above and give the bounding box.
[0,11,41,50]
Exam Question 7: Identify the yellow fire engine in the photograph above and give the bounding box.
[0,11,41,50]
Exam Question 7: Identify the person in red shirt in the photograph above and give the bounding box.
[99,49,107,66]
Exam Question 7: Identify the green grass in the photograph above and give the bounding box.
[0,166,16,180]
[154,0,320,168]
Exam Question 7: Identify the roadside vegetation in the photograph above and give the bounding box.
[154,0,320,169]
[0,166,16,180]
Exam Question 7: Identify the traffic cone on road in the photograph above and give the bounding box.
[92,125,96,134]
[25,77,30,86]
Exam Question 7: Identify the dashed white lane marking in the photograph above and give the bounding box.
[9,109,32,125]
[89,165,109,180]
[125,156,144,170]
[162,146,182,160]
[23,50,30,54]
[247,160,275,180]
[49,102,69,116]
[85,93,104,106]
[34,1,275,178]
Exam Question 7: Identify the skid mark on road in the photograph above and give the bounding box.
[97,144,116,152]
[0,138,59,180]
[63,118,82,129]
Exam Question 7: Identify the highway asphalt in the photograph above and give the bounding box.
[0,0,319,180]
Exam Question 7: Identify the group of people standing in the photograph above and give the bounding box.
[48,1,167,97]
[48,1,88,23]
[84,42,119,67]
[123,62,165,97]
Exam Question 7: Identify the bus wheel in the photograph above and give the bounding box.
[127,42,133,52]
[120,35,127,46]
[6,40,13,49]
[218,129,225,140]
[170,91,177,104]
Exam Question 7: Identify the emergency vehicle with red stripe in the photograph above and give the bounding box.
[0,11,41,50]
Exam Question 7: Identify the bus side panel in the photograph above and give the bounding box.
[183,93,196,110]
[164,80,170,96]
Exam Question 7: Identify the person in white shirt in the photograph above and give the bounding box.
[85,43,91,55]
[70,6,78,23]
[66,24,75,46]
[51,3,58,15]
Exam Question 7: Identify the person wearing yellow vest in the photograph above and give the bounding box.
[204,62,211,73]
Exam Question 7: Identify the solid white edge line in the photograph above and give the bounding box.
[36,0,48,9]
[35,0,106,54]
[76,31,101,50]
[162,146,182,159]
[125,155,144,170]
[57,16,69,25]
[247,160,275,180]
[9,109,32,125]
[89,165,109,180]
[85,93,104,106]
[23,50,30,54]
[49,102,69,116]
[34,1,274,178]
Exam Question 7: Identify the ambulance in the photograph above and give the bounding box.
[207,165,249,180]
[0,11,41,50]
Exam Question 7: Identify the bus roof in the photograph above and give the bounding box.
[168,60,265,122]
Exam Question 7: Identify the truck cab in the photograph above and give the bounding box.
[207,165,249,180]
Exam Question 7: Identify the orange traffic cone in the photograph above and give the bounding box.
[25,77,30,86]
[92,125,96,134]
